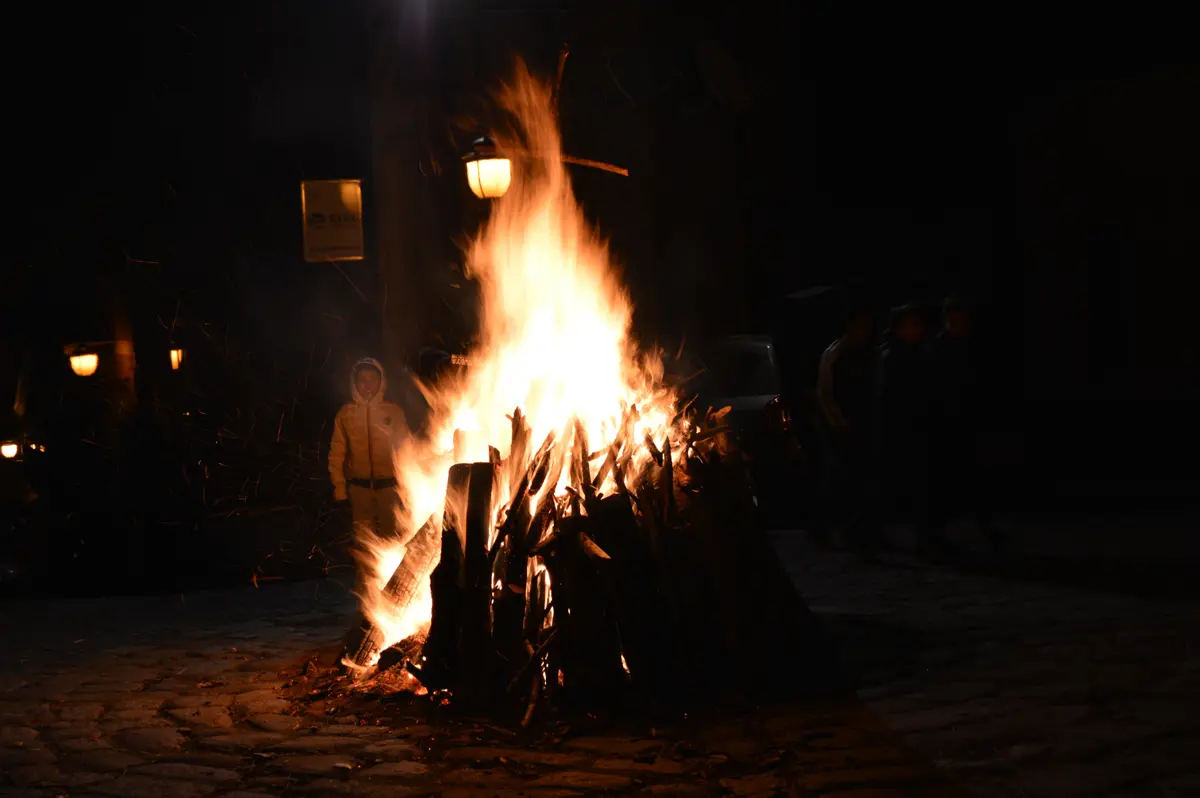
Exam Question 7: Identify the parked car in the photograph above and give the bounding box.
[666,335,804,524]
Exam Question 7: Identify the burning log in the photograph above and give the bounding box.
[460,462,499,704]
[489,429,556,567]
[591,404,636,492]
[414,459,510,707]
[661,438,677,524]
[491,429,555,673]
[506,408,532,498]
[571,417,595,506]
[414,465,472,690]
[343,514,439,670]
[523,559,550,641]
[644,431,663,467]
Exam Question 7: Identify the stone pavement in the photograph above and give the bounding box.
[776,521,1200,798]
[6,514,1199,798]
[0,577,963,797]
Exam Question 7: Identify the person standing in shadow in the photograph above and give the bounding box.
[871,303,941,554]
[813,305,877,547]
[929,297,1003,551]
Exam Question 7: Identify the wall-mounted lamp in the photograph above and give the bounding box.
[463,136,512,200]
[65,346,99,377]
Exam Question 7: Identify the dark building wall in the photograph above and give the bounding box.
[1009,68,1200,497]
[14,0,380,464]
[1015,68,1200,402]
[366,0,777,352]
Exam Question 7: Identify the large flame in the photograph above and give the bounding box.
[355,63,678,668]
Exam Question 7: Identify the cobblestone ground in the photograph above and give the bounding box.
[776,530,1200,798]
[6,525,1198,798]
[0,574,961,797]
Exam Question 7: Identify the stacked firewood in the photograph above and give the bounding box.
[344,403,842,720]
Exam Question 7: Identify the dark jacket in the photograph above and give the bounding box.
[816,335,876,433]
[930,332,978,424]
[875,337,933,454]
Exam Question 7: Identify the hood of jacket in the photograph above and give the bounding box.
[351,357,388,406]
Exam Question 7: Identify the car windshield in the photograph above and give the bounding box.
[706,344,780,397]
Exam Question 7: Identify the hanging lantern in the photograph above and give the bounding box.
[170,348,185,370]
[68,352,99,377]
[463,136,512,199]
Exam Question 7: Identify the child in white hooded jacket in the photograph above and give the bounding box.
[328,358,406,549]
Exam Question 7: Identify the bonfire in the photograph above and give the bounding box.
[342,63,834,719]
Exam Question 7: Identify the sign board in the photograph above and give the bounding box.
[301,180,364,262]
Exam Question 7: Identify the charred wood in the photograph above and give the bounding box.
[556,515,627,704]
[522,557,552,642]
[459,462,499,705]
[521,667,542,728]
[343,513,439,669]
[588,494,677,706]
[572,416,592,499]
[507,407,531,492]
[662,439,677,525]
[506,626,560,694]
[415,465,472,690]
[689,425,733,445]
[644,431,663,466]
[489,429,555,568]
[592,405,636,493]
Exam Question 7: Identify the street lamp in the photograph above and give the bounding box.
[169,348,185,371]
[462,136,512,199]
[70,354,99,377]
[64,345,99,377]
[460,50,630,199]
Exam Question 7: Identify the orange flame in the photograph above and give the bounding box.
[357,62,680,672]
